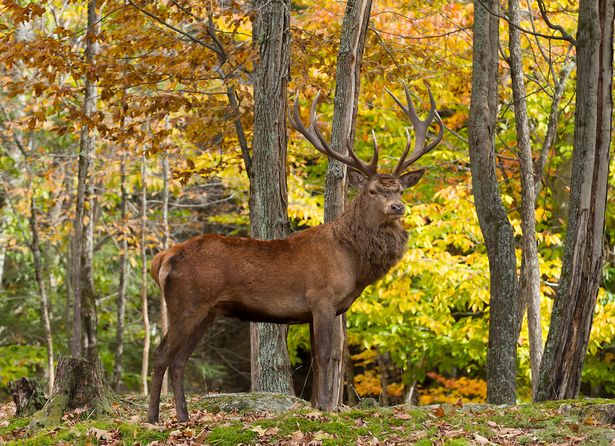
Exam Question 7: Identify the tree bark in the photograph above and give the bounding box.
[508,0,542,398]
[378,351,389,406]
[249,0,294,395]
[71,0,99,359]
[535,0,614,401]
[160,152,170,395]
[8,378,47,417]
[315,0,372,408]
[29,195,55,395]
[141,151,150,396]
[112,150,128,392]
[81,161,98,362]
[34,357,112,425]
[469,0,518,404]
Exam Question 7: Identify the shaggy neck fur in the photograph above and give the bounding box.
[332,190,408,286]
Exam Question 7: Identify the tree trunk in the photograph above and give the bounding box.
[378,352,389,406]
[249,0,293,395]
[160,152,170,395]
[34,357,112,425]
[316,0,372,408]
[112,150,128,392]
[141,151,150,396]
[71,0,99,358]
[469,0,518,404]
[81,161,98,362]
[8,378,47,417]
[29,195,55,395]
[507,0,542,398]
[535,0,614,401]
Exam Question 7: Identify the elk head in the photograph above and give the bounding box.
[289,83,444,223]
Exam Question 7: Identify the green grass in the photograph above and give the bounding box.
[0,396,613,445]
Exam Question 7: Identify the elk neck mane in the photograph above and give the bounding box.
[331,190,409,286]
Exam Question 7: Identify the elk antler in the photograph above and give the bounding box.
[386,82,444,177]
[289,91,379,177]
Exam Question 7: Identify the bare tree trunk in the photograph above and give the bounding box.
[315,0,372,408]
[141,151,150,396]
[249,0,293,395]
[378,351,389,406]
[535,0,614,401]
[469,0,518,404]
[82,162,98,362]
[507,0,542,398]
[160,153,170,395]
[29,195,54,395]
[112,150,128,392]
[0,208,6,290]
[71,0,99,358]
[344,343,358,405]
[534,60,575,195]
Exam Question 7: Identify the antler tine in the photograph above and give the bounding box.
[290,92,378,177]
[369,130,379,174]
[388,83,443,177]
[392,128,413,177]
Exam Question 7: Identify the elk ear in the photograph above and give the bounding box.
[399,168,425,189]
[348,170,368,189]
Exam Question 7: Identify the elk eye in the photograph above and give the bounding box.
[369,189,377,195]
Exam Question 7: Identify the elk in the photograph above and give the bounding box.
[147,84,443,423]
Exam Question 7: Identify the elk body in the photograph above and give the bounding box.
[147,85,443,423]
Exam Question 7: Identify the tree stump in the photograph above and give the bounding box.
[33,356,113,425]
[7,377,47,416]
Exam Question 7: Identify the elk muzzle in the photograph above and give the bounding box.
[388,202,405,216]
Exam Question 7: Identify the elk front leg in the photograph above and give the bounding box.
[311,306,336,411]
[309,321,319,406]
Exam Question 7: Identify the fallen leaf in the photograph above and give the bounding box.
[304,411,323,420]
[486,420,498,428]
[394,412,412,420]
[433,406,446,418]
[86,427,114,441]
[499,427,524,437]
[183,427,194,437]
[265,427,279,436]
[289,430,305,441]
[474,433,491,444]
[249,425,267,436]
[0,421,9,428]
[313,431,333,440]
[454,398,463,408]
[141,423,164,431]
[168,429,182,437]
[355,417,367,427]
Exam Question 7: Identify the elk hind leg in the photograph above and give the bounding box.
[148,331,181,423]
[170,316,210,423]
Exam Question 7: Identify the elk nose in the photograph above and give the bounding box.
[390,203,405,215]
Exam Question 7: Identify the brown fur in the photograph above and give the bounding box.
[147,174,418,423]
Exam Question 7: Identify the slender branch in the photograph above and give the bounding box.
[475,0,576,45]
[535,0,577,46]
[126,0,221,55]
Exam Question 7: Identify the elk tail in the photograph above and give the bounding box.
[151,251,173,306]
[150,251,166,288]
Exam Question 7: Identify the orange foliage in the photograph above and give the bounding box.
[419,372,487,405]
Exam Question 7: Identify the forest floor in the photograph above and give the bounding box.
[0,393,614,445]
